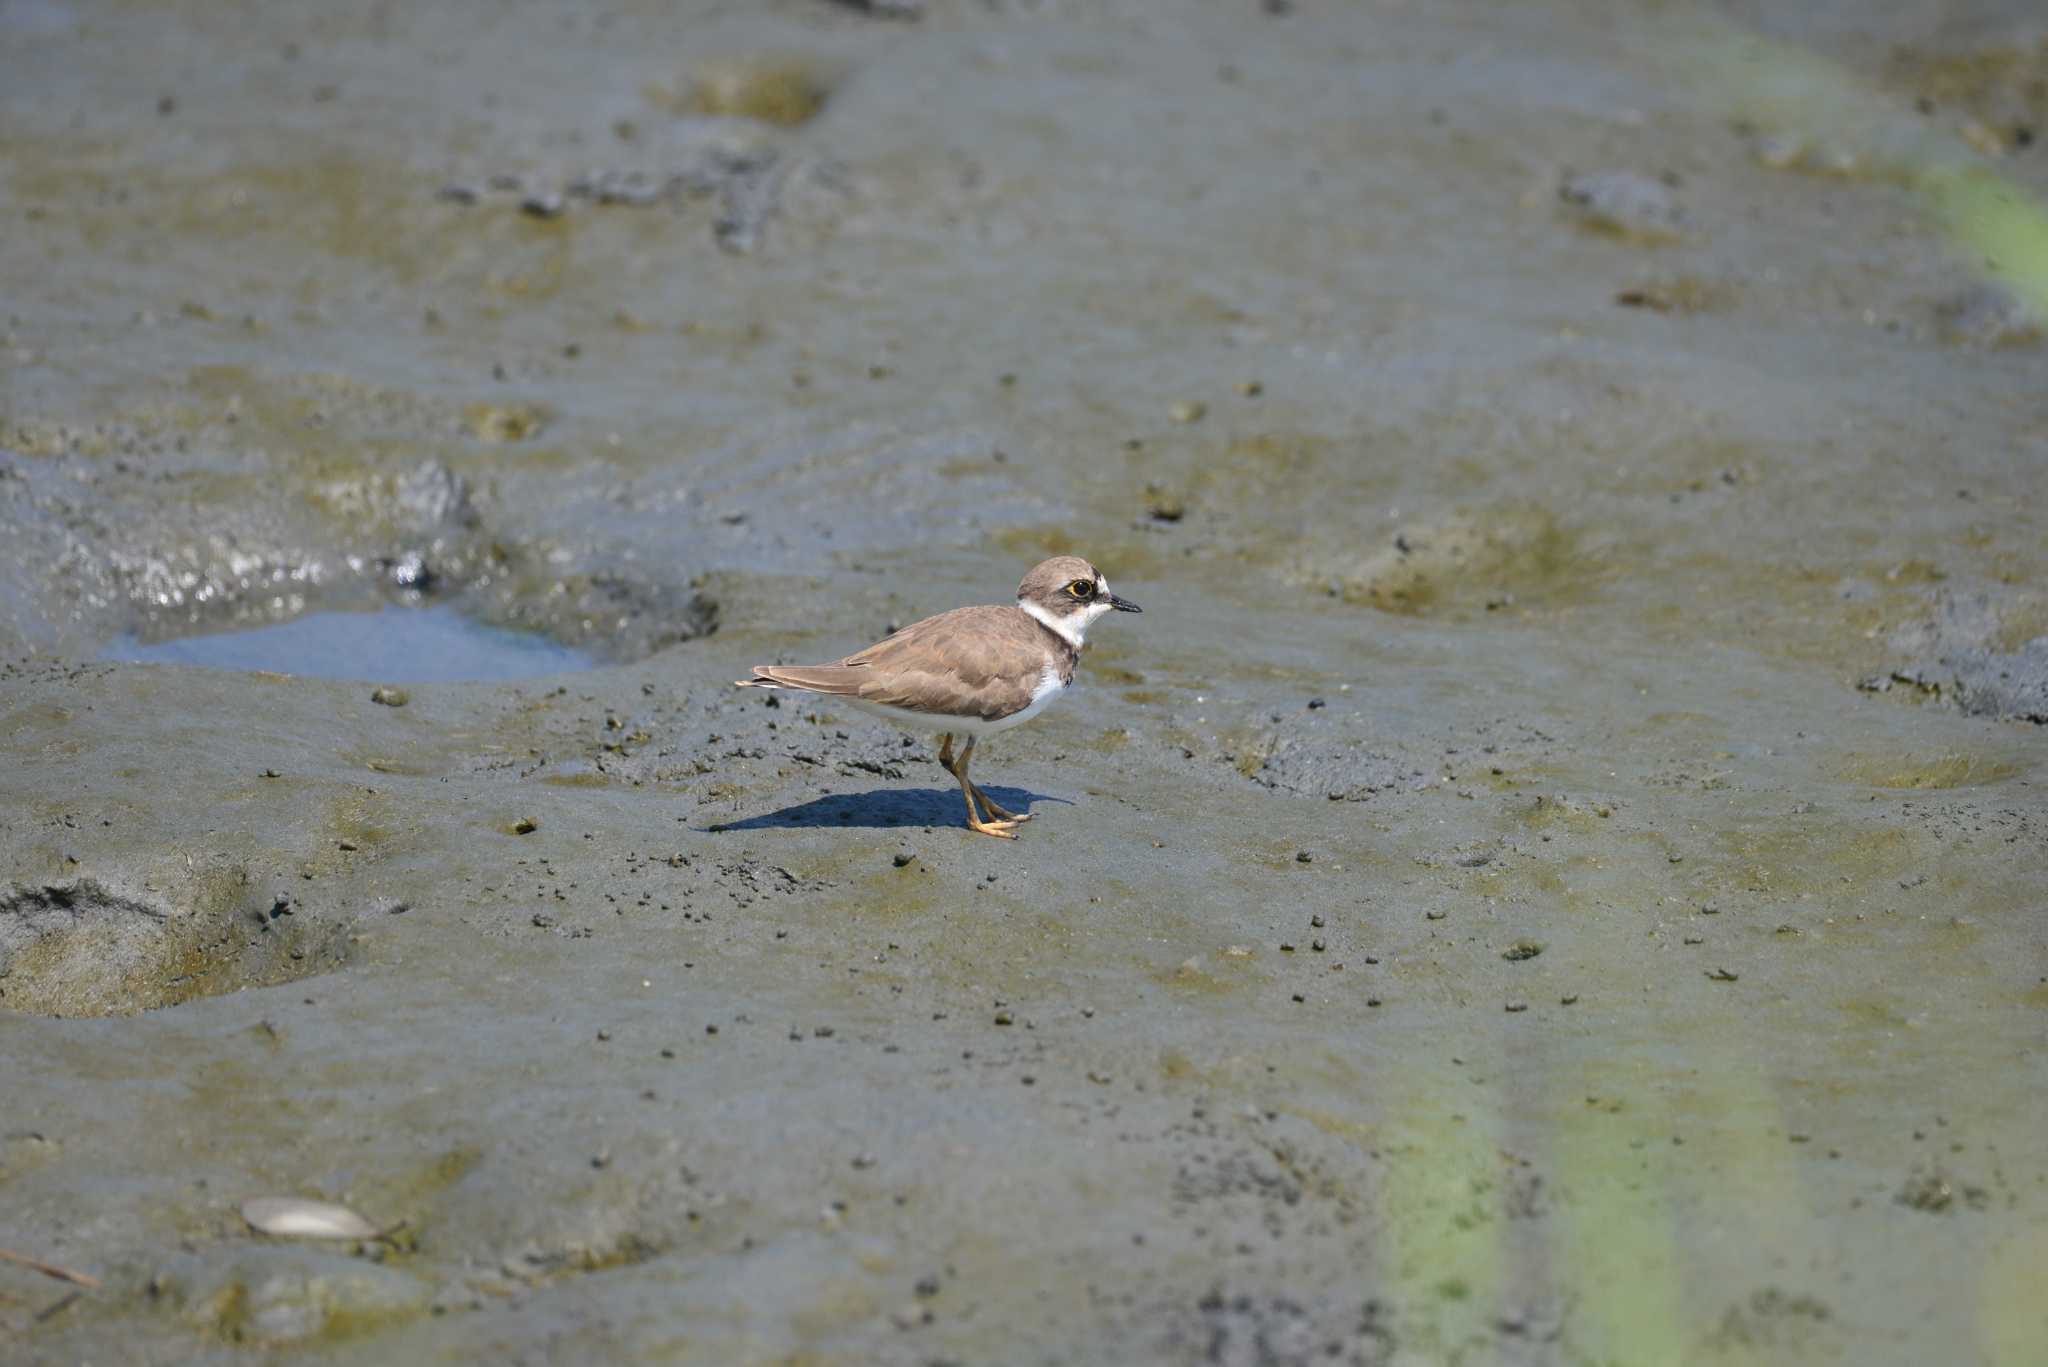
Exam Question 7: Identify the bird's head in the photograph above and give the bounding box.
[1016,555,1141,648]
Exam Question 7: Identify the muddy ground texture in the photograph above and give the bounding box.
[4,1,2047,1363]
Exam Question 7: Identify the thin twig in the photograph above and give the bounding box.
[34,1289,83,1322]
[0,1249,101,1290]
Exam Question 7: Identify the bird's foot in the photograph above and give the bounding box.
[966,817,1020,839]
[972,787,1029,823]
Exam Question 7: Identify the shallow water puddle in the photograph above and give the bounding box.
[103,605,595,682]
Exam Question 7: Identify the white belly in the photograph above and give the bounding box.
[837,666,1067,739]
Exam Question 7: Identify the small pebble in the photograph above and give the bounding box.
[513,817,540,835]
[1505,1001,1529,1013]
[370,686,408,707]
[892,852,916,867]
[1295,851,1313,864]
[1169,400,1206,423]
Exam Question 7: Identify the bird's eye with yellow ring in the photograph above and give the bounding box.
[1067,579,1092,598]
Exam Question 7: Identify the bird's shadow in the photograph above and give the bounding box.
[703,785,1066,833]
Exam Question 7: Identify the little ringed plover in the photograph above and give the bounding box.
[736,555,1141,838]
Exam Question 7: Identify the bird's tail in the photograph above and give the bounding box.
[735,664,864,695]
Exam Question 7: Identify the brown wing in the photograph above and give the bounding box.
[748,606,1065,721]
[848,606,1060,720]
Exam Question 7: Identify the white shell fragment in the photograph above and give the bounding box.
[240,1197,381,1240]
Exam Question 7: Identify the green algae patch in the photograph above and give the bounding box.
[1307,504,1606,618]
[1834,752,2022,790]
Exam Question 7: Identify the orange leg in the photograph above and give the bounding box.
[967,769,1028,823]
[941,735,1018,839]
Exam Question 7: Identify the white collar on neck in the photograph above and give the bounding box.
[1020,598,1086,648]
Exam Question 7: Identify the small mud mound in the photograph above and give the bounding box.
[1305,505,1582,616]
[1861,639,2048,725]
[1252,739,1422,802]
[1161,1288,1401,1367]
[1859,589,2048,724]
[0,871,349,1017]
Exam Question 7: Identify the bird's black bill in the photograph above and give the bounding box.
[1109,594,1142,613]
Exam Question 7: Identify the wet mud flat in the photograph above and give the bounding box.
[4,0,2047,1363]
